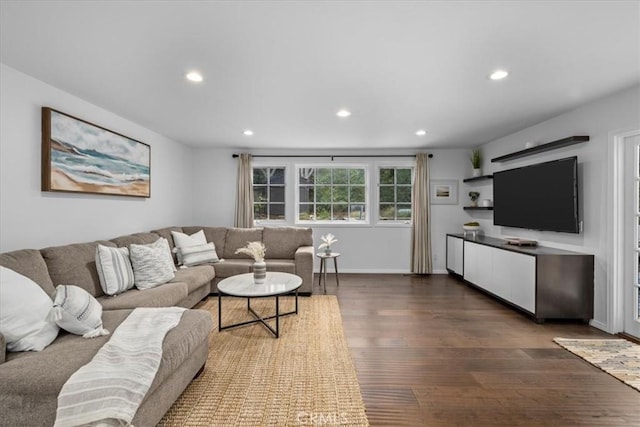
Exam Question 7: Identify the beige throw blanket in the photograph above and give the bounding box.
[54,307,187,427]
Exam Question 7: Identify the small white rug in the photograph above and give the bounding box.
[554,338,640,392]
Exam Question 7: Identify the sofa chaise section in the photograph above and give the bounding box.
[0,244,213,426]
[0,308,212,427]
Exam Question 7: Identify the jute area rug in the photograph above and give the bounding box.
[159,295,369,426]
[554,338,640,392]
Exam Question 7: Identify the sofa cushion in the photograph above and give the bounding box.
[171,265,215,294]
[263,227,313,259]
[41,241,116,298]
[264,259,296,274]
[110,232,161,248]
[0,249,56,296]
[211,259,253,279]
[0,266,59,352]
[150,226,183,263]
[223,228,263,259]
[183,226,228,257]
[97,283,188,310]
[130,239,175,289]
[95,245,135,295]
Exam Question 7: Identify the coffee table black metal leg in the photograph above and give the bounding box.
[275,295,280,338]
[218,293,223,331]
[334,256,340,286]
[219,293,298,338]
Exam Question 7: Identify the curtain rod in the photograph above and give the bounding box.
[232,153,433,159]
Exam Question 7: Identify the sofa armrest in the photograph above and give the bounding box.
[0,333,6,364]
[294,246,314,294]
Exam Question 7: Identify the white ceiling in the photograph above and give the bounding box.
[1,1,638,150]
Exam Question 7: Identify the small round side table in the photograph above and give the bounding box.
[316,252,340,294]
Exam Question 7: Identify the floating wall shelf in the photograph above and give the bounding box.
[491,136,589,163]
[463,206,494,211]
[463,175,493,183]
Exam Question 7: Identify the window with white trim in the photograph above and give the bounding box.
[378,166,413,221]
[253,167,285,221]
[296,165,368,223]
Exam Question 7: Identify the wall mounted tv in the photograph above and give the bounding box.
[493,156,579,233]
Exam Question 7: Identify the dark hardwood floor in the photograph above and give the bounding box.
[318,273,640,426]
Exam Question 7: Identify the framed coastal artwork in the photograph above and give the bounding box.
[430,179,458,205]
[42,107,150,198]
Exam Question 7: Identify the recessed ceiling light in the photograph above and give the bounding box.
[185,71,203,82]
[415,129,427,136]
[489,70,509,80]
[336,109,352,118]
[243,130,254,136]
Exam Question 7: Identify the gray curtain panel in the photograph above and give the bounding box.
[234,153,254,228]
[411,153,432,274]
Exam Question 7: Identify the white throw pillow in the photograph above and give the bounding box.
[171,230,207,265]
[130,238,176,289]
[181,242,220,266]
[0,266,59,351]
[49,285,110,338]
[95,244,135,296]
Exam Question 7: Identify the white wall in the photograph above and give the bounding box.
[0,64,194,251]
[191,148,470,273]
[474,85,640,331]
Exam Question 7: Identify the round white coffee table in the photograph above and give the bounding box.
[217,272,302,338]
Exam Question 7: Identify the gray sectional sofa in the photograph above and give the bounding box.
[0,225,314,426]
[151,226,314,294]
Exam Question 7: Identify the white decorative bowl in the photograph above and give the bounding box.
[462,225,480,231]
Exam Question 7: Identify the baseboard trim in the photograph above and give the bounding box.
[589,319,609,333]
[617,332,640,344]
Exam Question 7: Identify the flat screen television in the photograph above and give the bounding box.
[493,156,579,233]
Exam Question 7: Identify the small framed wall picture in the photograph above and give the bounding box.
[430,179,458,205]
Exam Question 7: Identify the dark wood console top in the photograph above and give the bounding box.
[447,233,592,257]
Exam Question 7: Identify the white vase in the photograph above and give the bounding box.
[253,261,266,284]
[472,168,482,177]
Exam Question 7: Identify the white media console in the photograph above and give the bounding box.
[446,234,594,322]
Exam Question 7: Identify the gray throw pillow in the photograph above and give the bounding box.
[129,238,175,289]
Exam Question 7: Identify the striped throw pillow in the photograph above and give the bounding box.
[95,245,135,296]
[130,239,176,289]
[181,242,219,266]
[171,230,207,265]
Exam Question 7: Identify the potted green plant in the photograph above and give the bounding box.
[469,191,480,207]
[470,148,482,177]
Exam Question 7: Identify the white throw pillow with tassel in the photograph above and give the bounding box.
[48,285,110,338]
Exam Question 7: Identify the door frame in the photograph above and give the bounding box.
[608,128,640,333]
